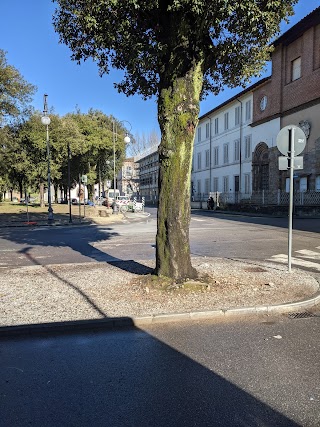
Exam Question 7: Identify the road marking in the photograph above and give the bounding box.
[268,254,320,272]
[92,242,154,248]
[295,249,320,260]
[191,218,206,222]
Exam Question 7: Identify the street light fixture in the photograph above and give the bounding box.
[41,94,53,223]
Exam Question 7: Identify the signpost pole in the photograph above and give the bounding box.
[288,127,295,273]
[277,124,305,274]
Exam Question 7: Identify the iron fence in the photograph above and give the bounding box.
[192,190,320,207]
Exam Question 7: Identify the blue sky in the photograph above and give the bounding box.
[0,0,319,136]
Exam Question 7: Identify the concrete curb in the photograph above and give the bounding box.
[1,290,319,337]
[132,290,320,326]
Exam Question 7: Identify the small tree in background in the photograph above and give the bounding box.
[54,1,296,281]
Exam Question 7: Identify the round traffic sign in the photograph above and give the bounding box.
[276,125,306,155]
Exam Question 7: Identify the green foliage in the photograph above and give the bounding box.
[0,109,129,198]
[0,50,36,124]
[53,0,297,98]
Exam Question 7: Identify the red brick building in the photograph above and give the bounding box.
[252,6,320,196]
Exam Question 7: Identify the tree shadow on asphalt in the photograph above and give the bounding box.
[0,321,301,427]
[0,223,153,275]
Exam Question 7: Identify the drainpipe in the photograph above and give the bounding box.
[237,99,243,196]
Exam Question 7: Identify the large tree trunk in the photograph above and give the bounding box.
[156,61,203,282]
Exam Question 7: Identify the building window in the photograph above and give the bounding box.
[213,147,219,166]
[235,106,240,126]
[205,149,210,168]
[205,123,210,138]
[214,118,219,135]
[292,57,301,81]
[197,152,201,170]
[197,180,201,195]
[316,176,320,191]
[197,127,201,142]
[205,178,210,195]
[300,177,307,192]
[244,135,252,159]
[234,139,240,162]
[244,173,251,194]
[224,112,229,131]
[245,100,251,121]
[223,143,229,164]
[213,177,219,192]
[223,176,229,193]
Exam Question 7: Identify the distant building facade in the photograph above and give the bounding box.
[117,157,140,196]
[135,146,159,202]
[192,7,320,209]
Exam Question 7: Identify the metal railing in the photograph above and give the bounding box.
[192,190,320,207]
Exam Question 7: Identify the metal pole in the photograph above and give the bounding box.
[68,143,72,223]
[112,120,118,214]
[46,123,54,222]
[83,183,86,218]
[43,94,53,223]
[113,120,116,197]
[98,162,101,200]
[288,127,295,273]
[78,174,81,223]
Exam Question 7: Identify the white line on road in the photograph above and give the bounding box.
[294,249,320,260]
[91,242,154,248]
[268,254,320,271]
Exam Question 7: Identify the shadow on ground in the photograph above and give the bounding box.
[0,320,300,427]
[0,223,152,274]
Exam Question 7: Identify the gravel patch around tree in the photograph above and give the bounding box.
[0,257,319,327]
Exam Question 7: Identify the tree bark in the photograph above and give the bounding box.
[156,61,203,282]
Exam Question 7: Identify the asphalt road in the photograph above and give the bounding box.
[0,208,319,274]
[1,313,319,426]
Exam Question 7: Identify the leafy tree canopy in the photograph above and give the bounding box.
[0,50,36,124]
[53,0,297,98]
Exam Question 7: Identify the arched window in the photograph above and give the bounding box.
[252,142,269,191]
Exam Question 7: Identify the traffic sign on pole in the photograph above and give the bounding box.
[276,125,306,273]
[276,125,306,155]
[278,156,303,170]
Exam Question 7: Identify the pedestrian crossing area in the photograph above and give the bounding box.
[268,246,320,272]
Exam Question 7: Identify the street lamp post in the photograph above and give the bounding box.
[41,94,53,223]
[111,119,131,214]
[67,142,72,223]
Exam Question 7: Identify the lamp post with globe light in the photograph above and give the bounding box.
[111,119,131,213]
[41,94,53,222]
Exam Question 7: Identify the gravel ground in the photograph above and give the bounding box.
[1,257,319,327]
